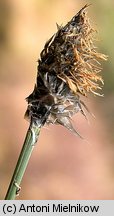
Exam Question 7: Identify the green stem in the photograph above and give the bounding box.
[5,122,41,200]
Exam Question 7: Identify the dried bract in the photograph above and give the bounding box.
[25,5,107,136]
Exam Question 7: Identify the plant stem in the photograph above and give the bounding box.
[5,122,41,200]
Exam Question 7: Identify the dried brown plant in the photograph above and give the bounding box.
[25,5,107,137]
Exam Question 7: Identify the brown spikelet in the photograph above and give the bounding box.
[25,5,107,137]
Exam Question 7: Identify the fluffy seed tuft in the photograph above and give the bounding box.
[25,5,107,137]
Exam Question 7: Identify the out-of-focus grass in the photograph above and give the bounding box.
[92,0,114,142]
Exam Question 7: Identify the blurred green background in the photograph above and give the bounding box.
[0,0,114,199]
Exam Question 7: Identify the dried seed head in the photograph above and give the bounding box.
[25,5,107,137]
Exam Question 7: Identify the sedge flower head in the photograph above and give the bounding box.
[25,5,107,137]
